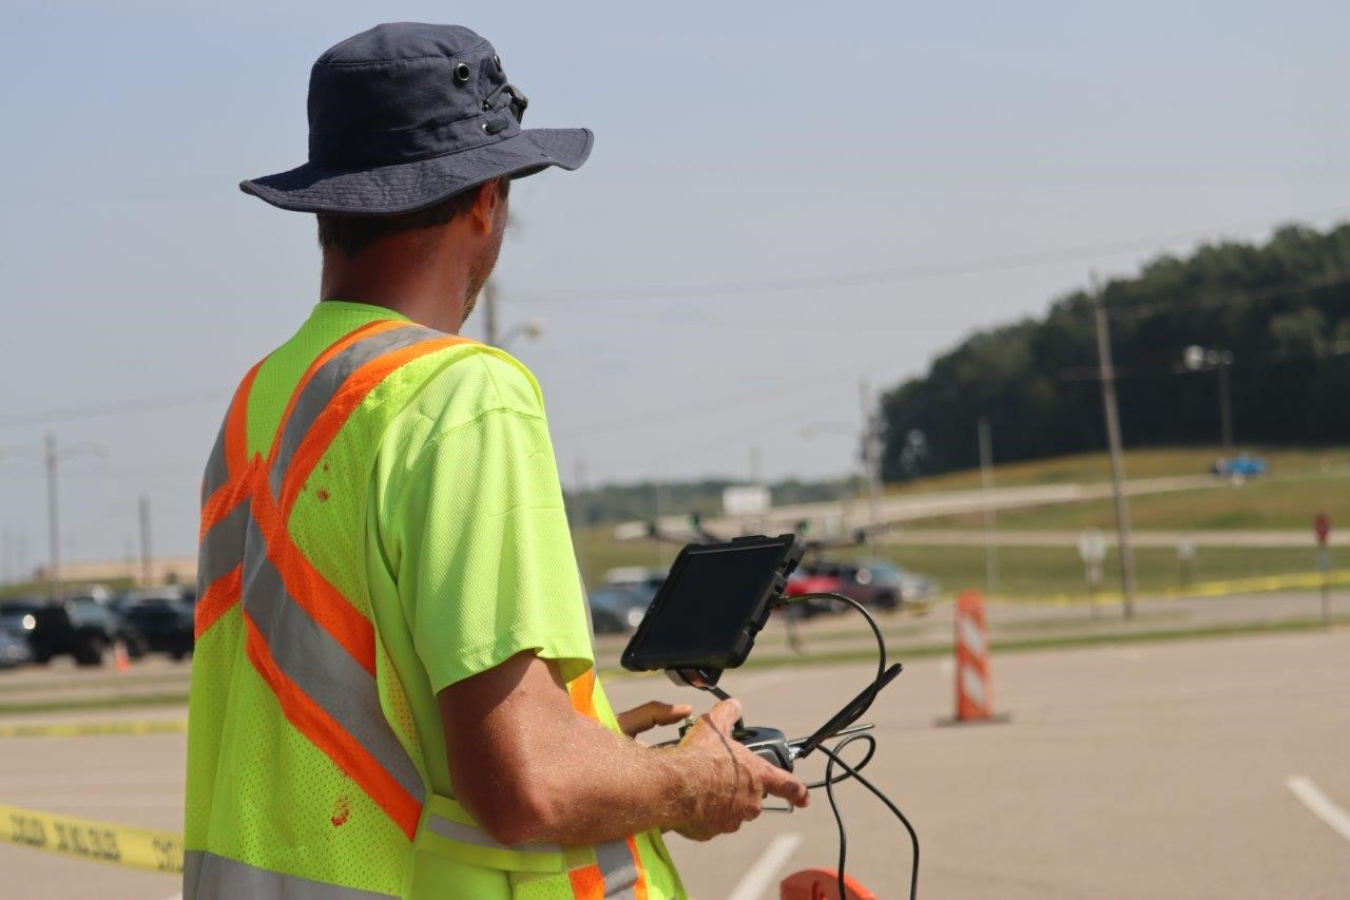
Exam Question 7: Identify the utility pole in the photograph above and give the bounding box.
[138,493,153,587]
[1091,274,1137,619]
[483,280,499,346]
[978,417,1000,596]
[45,434,60,600]
[860,380,882,541]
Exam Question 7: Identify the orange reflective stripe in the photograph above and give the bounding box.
[195,564,241,639]
[243,616,422,839]
[277,335,470,518]
[568,864,605,900]
[251,478,378,675]
[264,319,406,467]
[569,669,599,721]
[224,360,264,476]
[627,837,648,900]
[199,462,254,541]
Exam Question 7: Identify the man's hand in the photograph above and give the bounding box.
[616,700,694,739]
[672,699,809,841]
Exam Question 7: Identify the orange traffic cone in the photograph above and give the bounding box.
[113,640,130,673]
[943,590,1009,725]
[780,868,877,899]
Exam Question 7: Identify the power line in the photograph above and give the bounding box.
[516,206,1350,305]
[0,388,227,429]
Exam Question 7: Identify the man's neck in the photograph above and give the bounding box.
[319,240,468,334]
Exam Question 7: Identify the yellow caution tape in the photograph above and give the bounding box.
[0,719,188,739]
[986,567,1350,607]
[0,802,183,875]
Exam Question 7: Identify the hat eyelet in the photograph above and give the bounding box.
[483,100,491,112]
[454,63,471,84]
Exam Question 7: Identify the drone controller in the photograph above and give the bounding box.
[617,535,916,896]
[654,665,895,773]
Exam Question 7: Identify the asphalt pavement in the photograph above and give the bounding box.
[0,616,1347,899]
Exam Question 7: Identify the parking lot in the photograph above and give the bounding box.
[1,610,1347,899]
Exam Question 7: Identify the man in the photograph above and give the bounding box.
[185,22,808,900]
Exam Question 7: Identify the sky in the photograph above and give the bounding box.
[2,0,1349,569]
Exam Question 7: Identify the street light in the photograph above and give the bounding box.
[498,317,546,352]
[801,414,879,538]
[0,434,106,598]
[1183,345,1235,452]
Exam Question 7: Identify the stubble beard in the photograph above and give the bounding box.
[460,215,508,329]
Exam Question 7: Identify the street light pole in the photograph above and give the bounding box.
[978,417,1000,596]
[1091,274,1137,619]
[860,380,881,540]
[138,494,153,587]
[1217,356,1234,453]
[1183,345,1236,452]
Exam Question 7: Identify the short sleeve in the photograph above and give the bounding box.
[379,367,593,694]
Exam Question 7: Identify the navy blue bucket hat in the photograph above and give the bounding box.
[241,23,593,215]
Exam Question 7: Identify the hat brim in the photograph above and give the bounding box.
[239,127,592,215]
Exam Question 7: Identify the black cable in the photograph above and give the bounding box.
[787,591,886,685]
[776,591,919,897]
[821,734,920,900]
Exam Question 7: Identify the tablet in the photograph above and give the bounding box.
[620,534,803,672]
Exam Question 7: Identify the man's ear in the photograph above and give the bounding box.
[469,179,506,234]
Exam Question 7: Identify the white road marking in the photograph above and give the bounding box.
[1287,776,1350,842]
[727,832,803,900]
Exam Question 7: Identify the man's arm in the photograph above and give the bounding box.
[439,651,808,846]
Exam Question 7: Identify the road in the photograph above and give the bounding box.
[644,475,1217,537]
[1,627,1347,898]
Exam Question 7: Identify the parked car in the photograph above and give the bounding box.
[121,597,194,661]
[588,585,652,635]
[783,558,939,615]
[601,567,667,606]
[1211,454,1267,480]
[0,599,42,639]
[0,628,33,669]
[26,596,146,667]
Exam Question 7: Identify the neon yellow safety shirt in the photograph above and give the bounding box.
[185,301,686,899]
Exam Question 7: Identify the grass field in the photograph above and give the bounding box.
[574,446,1350,597]
[893,446,1350,531]
[573,527,1338,598]
[882,446,1350,497]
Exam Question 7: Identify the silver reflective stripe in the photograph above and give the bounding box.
[201,426,229,505]
[595,839,639,899]
[184,850,394,900]
[425,814,563,856]
[198,499,250,588]
[268,325,439,498]
[241,517,425,802]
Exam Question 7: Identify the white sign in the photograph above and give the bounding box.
[1078,528,1108,565]
[723,485,771,517]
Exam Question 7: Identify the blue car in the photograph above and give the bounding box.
[1211,455,1267,479]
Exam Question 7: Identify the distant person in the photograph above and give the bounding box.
[184,22,806,900]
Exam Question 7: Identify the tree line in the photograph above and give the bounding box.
[878,223,1350,480]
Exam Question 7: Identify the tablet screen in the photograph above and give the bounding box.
[624,540,793,668]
